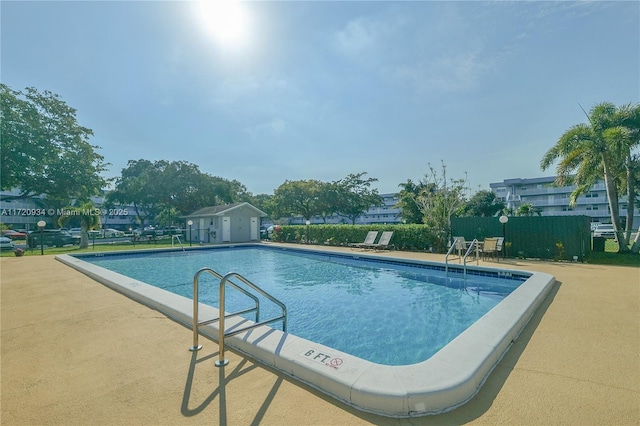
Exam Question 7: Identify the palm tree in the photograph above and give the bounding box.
[58,202,100,249]
[614,103,640,251]
[541,102,639,253]
[515,203,541,217]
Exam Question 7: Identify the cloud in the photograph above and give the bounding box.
[334,18,378,56]
[331,9,496,94]
[244,117,287,139]
[269,117,286,133]
[392,45,494,93]
[332,13,407,60]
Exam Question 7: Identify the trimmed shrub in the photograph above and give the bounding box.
[271,224,442,252]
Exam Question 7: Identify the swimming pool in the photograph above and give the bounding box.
[77,246,526,365]
[57,244,555,417]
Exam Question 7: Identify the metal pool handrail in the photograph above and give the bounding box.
[215,272,287,366]
[190,267,260,351]
[463,239,480,278]
[445,236,463,273]
[189,267,287,368]
[171,235,185,252]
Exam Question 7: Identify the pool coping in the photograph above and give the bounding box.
[56,244,555,417]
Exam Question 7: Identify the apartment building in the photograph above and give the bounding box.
[0,190,136,231]
[490,176,639,225]
[288,193,402,225]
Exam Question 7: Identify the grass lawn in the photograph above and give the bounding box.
[583,238,640,266]
[1,237,184,257]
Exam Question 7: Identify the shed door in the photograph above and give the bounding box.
[222,216,231,242]
[199,218,205,242]
[250,217,258,240]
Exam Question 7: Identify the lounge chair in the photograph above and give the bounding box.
[365,231,394,251]
[349,231,378,250]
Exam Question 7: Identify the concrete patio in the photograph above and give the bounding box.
[1,245,638,425]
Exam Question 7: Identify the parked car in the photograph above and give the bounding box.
[133,227,160,238]
[102,228,125,238]
[0,236,15,251]
[88,230,102,238]
[27,230,78,248]
[69,228,82,238]
[143,226,162,237]
[260,225,275,239]
[1,229,27,240]
[165,226,183,235]
[593,224,616,239]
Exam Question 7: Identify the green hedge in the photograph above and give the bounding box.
[270,224,444,252]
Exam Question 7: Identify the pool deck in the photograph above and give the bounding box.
[1,244,638,425]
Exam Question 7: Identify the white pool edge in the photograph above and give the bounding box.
[56,248,555,418]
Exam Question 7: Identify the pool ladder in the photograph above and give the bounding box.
[445,238,481,278]
[171,235,185,252]
[189,267,287,367]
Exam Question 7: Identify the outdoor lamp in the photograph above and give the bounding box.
[499,215,509,258]
[187,220,193,247]
[37,220,46,255]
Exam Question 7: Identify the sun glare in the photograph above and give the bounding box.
[196,0,250,48]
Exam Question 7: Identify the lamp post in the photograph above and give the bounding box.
[499,215,509,258]
[305,220,310,244]
[187,220,193,247]
[37,220,46,255]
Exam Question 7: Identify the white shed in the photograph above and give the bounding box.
[182,202,267,244]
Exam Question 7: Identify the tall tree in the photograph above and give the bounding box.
[541,102,640,253]
[107,160,161,227]
[460,190,505,217]
[0,85,108,202]
[271,179,324,220]
[332,172,382,224]
[414,162,470,250]
[395,179,433,223]
[613,103,640,250]
[107,159,244,226]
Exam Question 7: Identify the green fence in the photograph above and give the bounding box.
[271,216,592,260]
[451,216,592,261]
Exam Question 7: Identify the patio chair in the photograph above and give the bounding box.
[349,231,378,250]
[496,237,504,260]
[366,231,394,251]
[481,237,498,261]
[452,236,466,260]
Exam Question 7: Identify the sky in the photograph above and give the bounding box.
[2,0,639,196]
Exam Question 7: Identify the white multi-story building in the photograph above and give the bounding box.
[490,176,639,225]
[0,189,137,231]
[288,193,402,225]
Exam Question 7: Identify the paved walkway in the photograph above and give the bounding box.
[1,246,638,425]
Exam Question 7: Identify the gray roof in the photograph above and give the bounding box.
[182,202,267,218]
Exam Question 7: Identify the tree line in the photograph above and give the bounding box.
[1,85,638,252]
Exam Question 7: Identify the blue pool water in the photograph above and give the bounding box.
[81,246,527,365]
